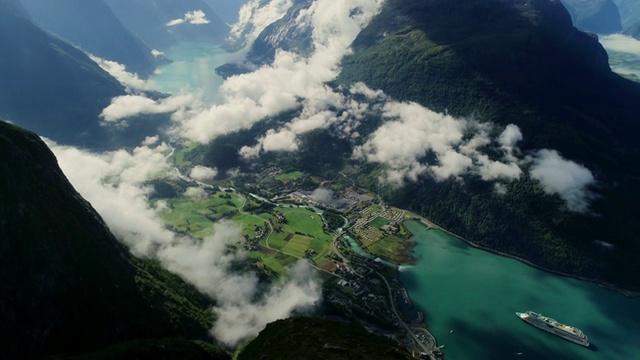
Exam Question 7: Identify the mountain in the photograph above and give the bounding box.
[201,0,246,24]
[238,318,413,360]
[103,0,229,50]
[18,0,161,77]
[614,0,640,28]
[215,0,314,78]
[340,0,640,290]
[0,121,226,359]
[204,0,640,290]
[627,22,640,38]
[0,0,125,148]
[560,0,623,33]
[613,0,640,37]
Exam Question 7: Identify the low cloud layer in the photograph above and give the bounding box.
[190,165,218,181]
[46,140,321,347]
[599,34,640,56]
[176,0,384,143]
[100,94,194,123]
[529,149,595,212]
[228,0,294,46]
[167,10,211,27]
[90,55,153,92]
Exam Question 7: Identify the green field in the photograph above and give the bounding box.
[365,236,414,264]
[175,141,200,167]
[369,217,390,229]
[251,251,298,275]
[161,192,244,238]
[158,192,335,275]
[275,171,304,182]
[263,207,332,263]
[232,213,272,237]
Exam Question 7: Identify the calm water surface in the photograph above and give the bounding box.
[150,43,231,102]
[400,221,640,360]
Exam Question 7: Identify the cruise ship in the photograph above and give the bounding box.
[516,311,589,347]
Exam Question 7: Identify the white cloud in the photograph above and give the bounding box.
[354,100,524,185]
[529,149,595,212]
[45,140,321,347]
[228,0,294,46]
[101,94,194,123]
[167,10,211,27]
[599,34,640,56]
[499,124,523,152]
[90,55,153,92]
[184,186,208,199]
[176,0,384,144]
[210,259,320,346]
[142,135,160,146]
[261,128,300,152]
[151,49,165,58]
[190,165,218,181]
[45,140,174,255]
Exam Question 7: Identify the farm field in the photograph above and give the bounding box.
[157,189,337,275]
[264,207,333,264]
[369,217,389,229]
[161,191,244,237]
[364,236,415,264]
[274,171,304,182]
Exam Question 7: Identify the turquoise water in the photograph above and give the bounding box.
[400,221,640,360]
[149,43,231,102]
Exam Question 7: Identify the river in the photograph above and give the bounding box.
[400,221,640,360]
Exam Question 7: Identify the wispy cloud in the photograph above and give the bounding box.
[167,10,211,27]
[90,55,153,92]
[599,34,640,56]
[177,0,385,143]
[46,139,321,347]
[228,0,294,46]
[353,99,524,186]
[529,149,595,213]
[151,49,165,58]
[100,94,194,123]
[190,165,218,181]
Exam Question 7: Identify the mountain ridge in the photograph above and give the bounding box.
[0,0,126,148]
[0,120,221,358]
[337,0,640,289]
[18,0,161,77]
[201,0,640,290]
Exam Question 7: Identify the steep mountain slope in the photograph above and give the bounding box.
[103,0,228,50]
[206,0,640,289]
[216,0,313,77]
[0,121,223,358]
[238,318,413,360]
[201,0,246,24]
[614,0,640,28]
[560,0,622,33]
[0,0,125,148]
[18,0,160,77]
[337,0,640,289]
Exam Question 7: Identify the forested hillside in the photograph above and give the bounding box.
[338,0,640,289]
[0,121,226,358]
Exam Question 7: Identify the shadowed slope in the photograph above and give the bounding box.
[0,121,220,358]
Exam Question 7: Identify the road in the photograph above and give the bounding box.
[375,270,433,355]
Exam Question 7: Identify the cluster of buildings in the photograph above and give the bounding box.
[348,206,406,245]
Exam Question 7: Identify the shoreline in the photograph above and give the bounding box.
[412,218,640,299]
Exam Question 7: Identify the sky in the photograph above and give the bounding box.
[45,0,602,348]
